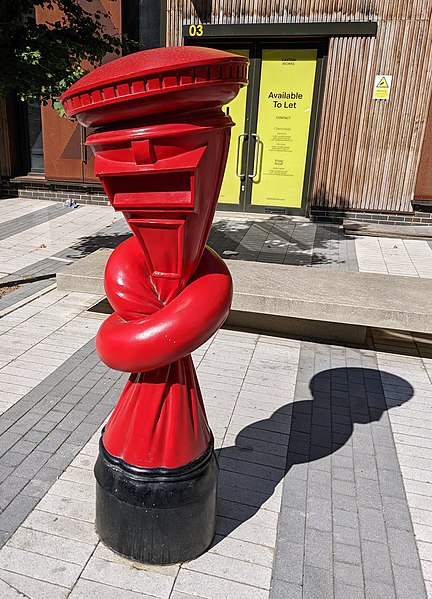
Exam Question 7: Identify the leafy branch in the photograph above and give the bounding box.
[0,0,138,114]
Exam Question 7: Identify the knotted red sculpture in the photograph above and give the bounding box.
[61,46,248,564]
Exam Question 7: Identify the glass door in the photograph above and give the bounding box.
[248,48,318,210]
[215,41,326,214]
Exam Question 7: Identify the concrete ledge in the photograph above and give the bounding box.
[227,260,432,334]
[343,219,432,238]
[57,249,432,342]
[57,248,108,295]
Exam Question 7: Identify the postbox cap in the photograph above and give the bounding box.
[60,46,248,127]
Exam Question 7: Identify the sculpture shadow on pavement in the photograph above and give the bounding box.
[213,367,414,544]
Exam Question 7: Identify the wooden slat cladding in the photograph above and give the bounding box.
[172,0,431,29]
[168,1,432,212]
[314,14,432,211]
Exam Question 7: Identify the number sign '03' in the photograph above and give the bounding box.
[188,24,203,37]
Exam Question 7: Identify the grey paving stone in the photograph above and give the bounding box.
[334,542,362,566]
[333,466,355,481]
[356,477,381,508]
[309,452,331,473]
[354,453,378,480]
[272,541,303,585]
[35,466,61,484]
[334,561,364,588]
[333,508,359,529]
[359,508,387,543]
[306,497,332,532]
[277,508,306,546]
[375,449,401,474]
[365,580,396,599]
[286,458,309,481]
[0,419,14,435]
[220,457,282,482]
[332,478,356,497]
[378,469,406,499]
[0,530,11,546]
[352,431,375,455]
[307,469,332,501]
[50,401,75,414]
[64,423,99,445]
[335,581,365,599]
[13,439,37,454]
[393,565,428,599]
[0,476,28,510]
[303,565,333,599]
[37,429,69,453]
[219,470,281,497]
[0,465,13,484]
[0,493,39,533]
[56,410,88,431]
[21,478,54,498]
[0,432,22,456]
[386,527,423,569]
[218,483,273,513]
[361,540,394,586]
[4,403,32,421]
[13,450,51,478]
[0,279,55,311]
[43,410,68,424]
[332,493,357,514]
[33,419,57,433]
[333,524,361,547]
[45,443,84,470]
[9,412,42,434]
[381,495,413,531]
[305,528,332,570]
[0,451,26,468]
[270,579,302,599]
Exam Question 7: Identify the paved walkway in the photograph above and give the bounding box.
[0,197,432,598]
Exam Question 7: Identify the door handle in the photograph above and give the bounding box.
[249,133,260,179]
[80,125,87,165]
[235,133,248,178]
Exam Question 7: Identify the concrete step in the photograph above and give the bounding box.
[57,248,432,344]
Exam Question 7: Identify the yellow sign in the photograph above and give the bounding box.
[218,49,249,205]
[373,75,392,100]
[251,49,317,207]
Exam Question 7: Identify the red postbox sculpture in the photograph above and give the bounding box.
[61,47,248,564]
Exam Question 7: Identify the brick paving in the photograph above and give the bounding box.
[271,342,427,599]
[0,197,431,598]
[0,204,69,243]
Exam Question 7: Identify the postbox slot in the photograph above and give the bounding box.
[110,171,194,210]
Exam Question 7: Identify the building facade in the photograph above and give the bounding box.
[2,0,432,224]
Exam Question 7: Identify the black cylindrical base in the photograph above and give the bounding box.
[94,438,219,565]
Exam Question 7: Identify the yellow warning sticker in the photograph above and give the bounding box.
[373,75,392,100]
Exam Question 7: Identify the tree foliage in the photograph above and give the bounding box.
[0,0,127,112]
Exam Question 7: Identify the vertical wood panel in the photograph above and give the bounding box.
[168,0,432,213]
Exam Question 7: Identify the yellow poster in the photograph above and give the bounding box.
[218,49,249,205]
[251,49,317,207]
